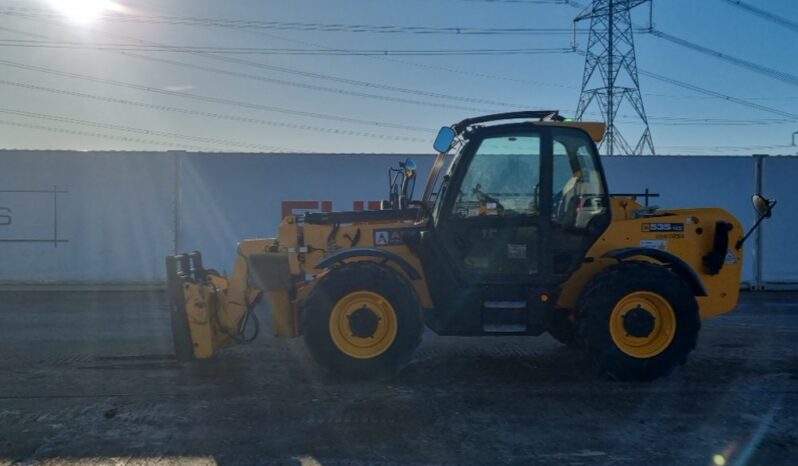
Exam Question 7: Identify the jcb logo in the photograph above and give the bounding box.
[642,223,684,233]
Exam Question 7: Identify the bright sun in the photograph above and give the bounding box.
[47,0,118,24]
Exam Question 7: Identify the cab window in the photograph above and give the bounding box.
[552,129,607,230]
[452,134,541,218]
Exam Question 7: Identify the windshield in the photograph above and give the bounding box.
[453,134,541,218]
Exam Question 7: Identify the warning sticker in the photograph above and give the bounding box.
[640,239,668,251]
[724,250,738,264]
[373,228,416,246]
[507,243,527,259]
[374,230,390,246]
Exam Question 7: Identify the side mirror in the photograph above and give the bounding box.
[433,126,456,153]
[402,158,417,178]
[752,194,775,218]
[737,193,777,250]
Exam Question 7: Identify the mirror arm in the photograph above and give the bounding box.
[736,200,777,250]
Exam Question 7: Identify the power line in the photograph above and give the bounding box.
[35,1,723,125]
[639,70,798,120]
[0,25,470,136]
[0,120,216,151]
[0,7,583,35]
[462,0,576,4]
[223,17,787,109]
[1,5,596,102]
[718,0,798,34]
[27,18,788,130]
[659,143,793,151]
[174,53,523,109]
[3,58,776,141]
[0,60,432,134]
[0,108,298,152]
[0,38,575,56]
[644,118,795,126]
[571,48,798,123]
[6,1,792,143]
[0,25,544,113]
[112,52,498,113]
[0,80,431,143]
[648,29,798,88]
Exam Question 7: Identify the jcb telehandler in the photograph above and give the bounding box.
[166,111,775,381]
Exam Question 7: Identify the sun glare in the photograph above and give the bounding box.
[47,0,120,24]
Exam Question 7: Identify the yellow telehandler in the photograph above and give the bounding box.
[166,111,775,380]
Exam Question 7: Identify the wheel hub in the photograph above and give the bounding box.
[347,306,381,338]
[622,306,656,338]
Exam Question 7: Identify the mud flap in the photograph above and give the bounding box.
[165,254,195,362]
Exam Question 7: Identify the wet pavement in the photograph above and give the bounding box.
[0,291,796,465]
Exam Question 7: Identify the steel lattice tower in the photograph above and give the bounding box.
[575,0,655,155]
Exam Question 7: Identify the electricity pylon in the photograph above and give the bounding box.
[574,0,655,155]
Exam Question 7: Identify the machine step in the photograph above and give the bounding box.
[482,301,528,333]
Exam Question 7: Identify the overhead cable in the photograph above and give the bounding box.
[718,0,798,34]
[0,108,297,152]
[0,120,215,151]
[0,80,430,142]
[0,7,583,35]
[0,60,431,133]
[649,29,798,88]
[0,39,576,56]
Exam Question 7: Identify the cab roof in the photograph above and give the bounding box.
[452,111,606,143]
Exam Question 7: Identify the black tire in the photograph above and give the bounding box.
[546,310,580,348]
[577,261,701,381]
[303,261,424,380]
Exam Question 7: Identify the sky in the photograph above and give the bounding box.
[0,0,797,155]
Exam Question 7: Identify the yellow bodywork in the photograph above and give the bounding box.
[173,118,744,360]
[557,197,743,319]
[182,194,743,359]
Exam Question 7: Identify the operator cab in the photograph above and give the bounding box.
[417,111,611,335]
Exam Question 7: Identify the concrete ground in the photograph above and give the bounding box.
[0,291,796,466]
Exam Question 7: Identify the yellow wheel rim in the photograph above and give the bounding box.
[329,291,398,359]
[609,291,676,359]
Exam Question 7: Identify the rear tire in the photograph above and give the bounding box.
[577,261,700,381]
[303,261,423,380]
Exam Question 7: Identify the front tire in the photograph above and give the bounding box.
[577,261,700,381]
[303,261,423,380]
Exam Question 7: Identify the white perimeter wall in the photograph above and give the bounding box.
[762,157,798,284]
[0,150,793,287]
[0,151,174,285]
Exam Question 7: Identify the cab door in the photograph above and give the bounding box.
[419,127,554,335]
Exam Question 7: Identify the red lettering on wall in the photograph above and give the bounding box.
[353,201,383,211]
[282,200,381,219]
